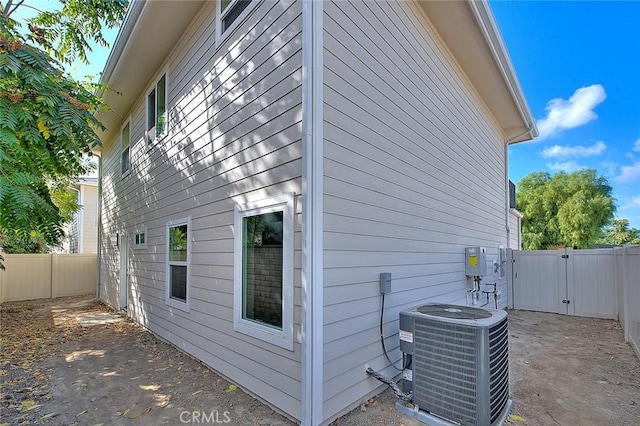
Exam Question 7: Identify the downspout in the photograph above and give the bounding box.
[504,127,534,249]
[301,0,323,425]
[96,153,103,300]
[78,185,85,253]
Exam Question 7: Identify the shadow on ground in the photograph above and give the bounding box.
[1,296,639,425]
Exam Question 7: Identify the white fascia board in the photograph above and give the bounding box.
[469,0,538,140]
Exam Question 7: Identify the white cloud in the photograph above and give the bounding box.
[619,196,640,210]
[616,161,640,183]
[633,138,640,152]
[601,161,619,179]
[536,84,607,140]
[546,161,586,173]
[541,141,606,159]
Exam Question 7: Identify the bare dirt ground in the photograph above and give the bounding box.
[1,296,639,426]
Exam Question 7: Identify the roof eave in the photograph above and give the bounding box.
[94,0,206,146]
[419,0,538,144]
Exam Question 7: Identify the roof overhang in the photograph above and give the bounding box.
[95,0,206,146]
[418,0,538,144]
[96,1,537,146]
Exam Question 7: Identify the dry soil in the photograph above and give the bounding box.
[1,296,638,425]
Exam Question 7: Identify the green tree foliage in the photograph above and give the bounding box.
[598,219,640,246]
[517,169,615,250]
[0,0,127,257]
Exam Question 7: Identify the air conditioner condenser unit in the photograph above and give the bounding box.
[396,303,511,426]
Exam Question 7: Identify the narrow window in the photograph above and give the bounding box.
[121,122,130,175]
[234,194,294,349]
[146,74,167,145]
[156,75,166,136]
[166,219,189,309]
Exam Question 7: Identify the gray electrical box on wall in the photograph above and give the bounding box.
[465,247,487,276]
[380,272,391,294]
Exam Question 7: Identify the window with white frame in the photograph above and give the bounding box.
[233,194,294,350]
[166,218,189,309]
[133,226,147,249]
[146,74,167,145]
[121,121,130,175]
[219,0,256,38]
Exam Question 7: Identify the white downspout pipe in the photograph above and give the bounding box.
[96,153,103,300]
[505,127,534,249]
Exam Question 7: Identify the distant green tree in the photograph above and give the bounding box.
[598,219,640,246]
[517,169,615,249]
[0,0,127,262]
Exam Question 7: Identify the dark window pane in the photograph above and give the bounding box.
[169,224,188,261]
[170,265,187,301]
[139,233,145,244]
[147,89,156,132]
[242,211,283,328]
[222,0,252,32]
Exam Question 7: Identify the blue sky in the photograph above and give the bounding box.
[491,0,640,229]
[69,1,640,228]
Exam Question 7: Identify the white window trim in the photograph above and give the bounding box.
[216,0,258,45]
[165,217,191,311]
[121,120,131,177]
[133,226,147,250]
[233,193,294,350]
[146,71,169,148]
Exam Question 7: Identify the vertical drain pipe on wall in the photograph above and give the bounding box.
[504,127,533,252]
[95,153,103,300]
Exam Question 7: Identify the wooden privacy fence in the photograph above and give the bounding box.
[0,253,97,303]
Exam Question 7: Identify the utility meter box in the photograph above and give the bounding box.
[465,246,487,276]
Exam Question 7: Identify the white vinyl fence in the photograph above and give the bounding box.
[509,246,640,359]
[615,246,640,359]
[0,253,97,303]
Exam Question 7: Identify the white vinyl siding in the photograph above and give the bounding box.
[321,1,509,422]
[99,0,303,420]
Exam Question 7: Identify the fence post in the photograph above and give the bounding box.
[51,253,56,299]
[622,247,629,341]
[0,252,4,303]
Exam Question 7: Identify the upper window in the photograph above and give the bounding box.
[233,194,294,350]
[219,0,256,40]
[166,218,190,310]
[147,74,167,145]
[121,121,130,176]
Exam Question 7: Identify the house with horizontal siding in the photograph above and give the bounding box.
[95,1,537,424]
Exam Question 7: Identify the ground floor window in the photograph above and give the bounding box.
[166,218,190,310]
[234,194,294,350]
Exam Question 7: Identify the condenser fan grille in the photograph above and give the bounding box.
[403,305,510,426]
[413,319,478,425]
[416,303,492,320]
